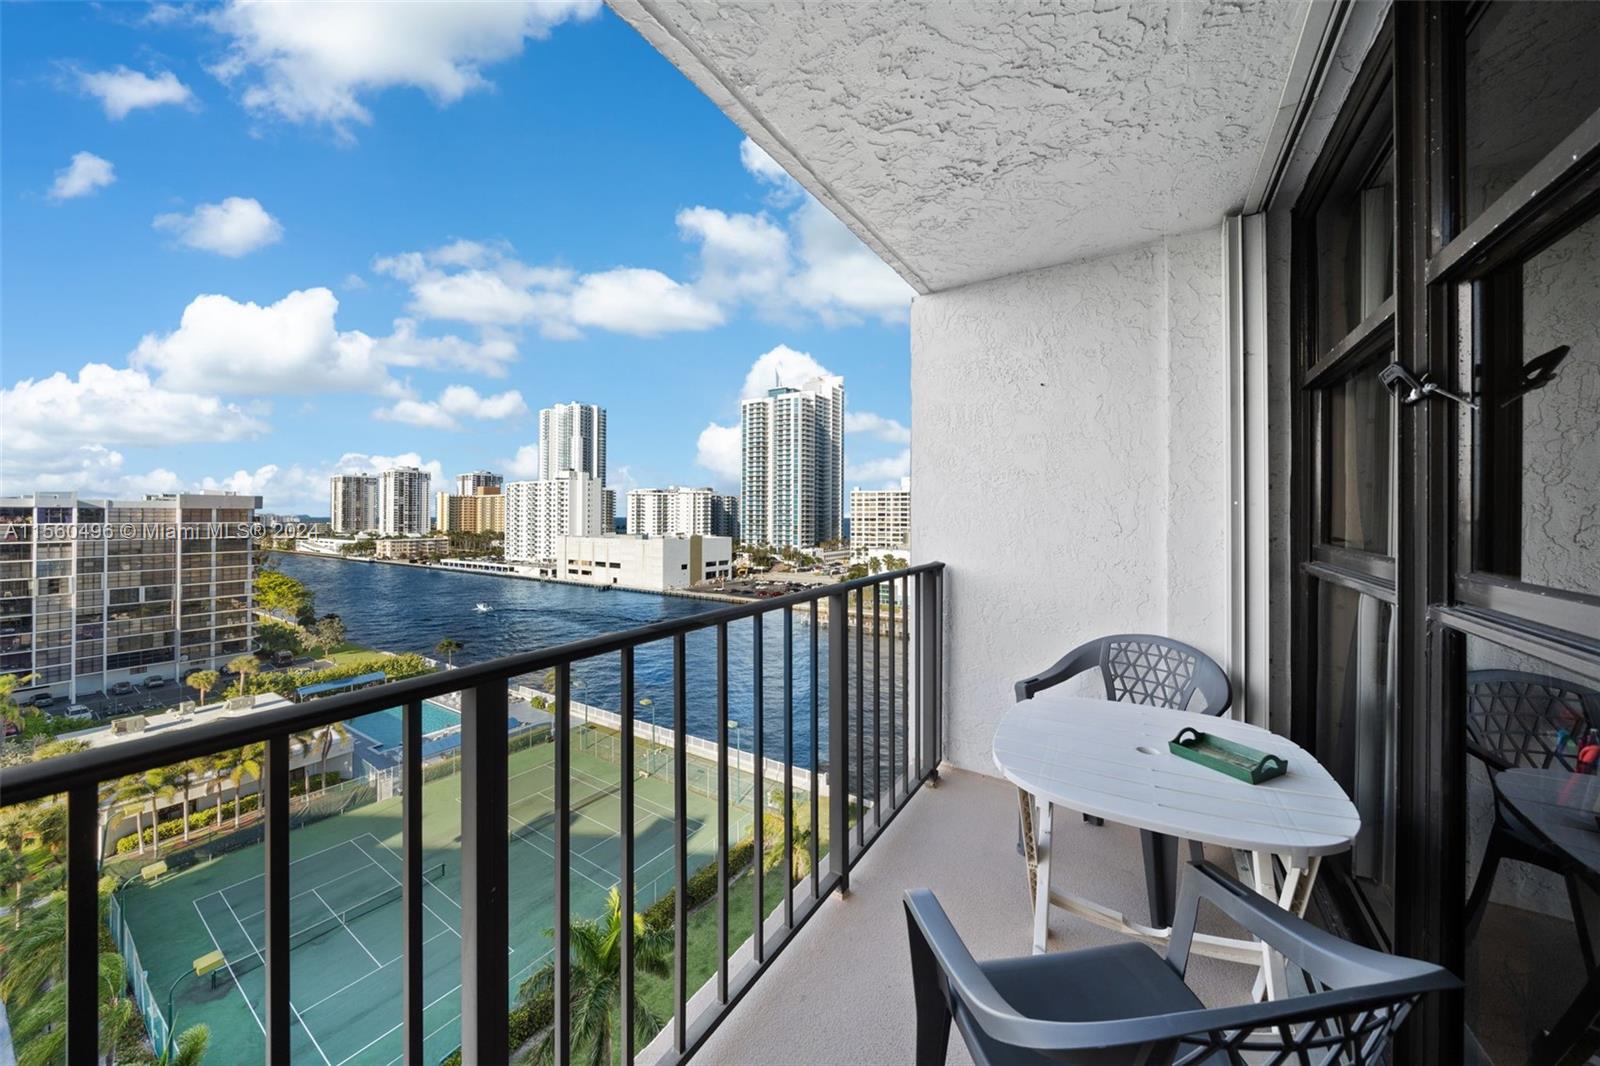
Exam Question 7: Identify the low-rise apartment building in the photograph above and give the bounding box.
[505,471,610,563]
[554,534,733,590]
[372,537,450,562]
[434,486,505,534]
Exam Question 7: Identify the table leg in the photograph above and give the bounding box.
[1250,852,1321,1001]
[1032,798,1053,954]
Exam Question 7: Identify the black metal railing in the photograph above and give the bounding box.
[1,563,945,1066]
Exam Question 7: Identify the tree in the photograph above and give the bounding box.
[227,745,265,829]
[0,848,27,934]
[161,1024,212,1066]
[435,637,463,666]
[527,887,672,1066]
[113,775,159,858]
[254,570,316,625]
[313,614,347,660]
[314,722,349,791]
[868,556,883,574]
[187,670,221,705]
[227,655,260,697]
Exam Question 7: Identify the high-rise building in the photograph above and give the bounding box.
[849,481,911,551]
[329,474,379,534]
[504,471,608,562]
[378,467,431,536]
[538,402,607,485]
[627,486,740,539]
[455,470,502,496]
[741,376,844,548]
[434,487,505,534]
[0,491,261,700]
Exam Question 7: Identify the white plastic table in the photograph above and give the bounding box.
[992,696,1361,999]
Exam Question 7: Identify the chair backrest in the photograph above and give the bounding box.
[1464,669,1600,773]
[905,864,1455,1065]
[1100,635,1231,717]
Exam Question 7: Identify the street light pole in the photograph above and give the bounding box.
[730,719,743,825]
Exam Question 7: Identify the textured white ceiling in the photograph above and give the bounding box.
[613,0,1311,293]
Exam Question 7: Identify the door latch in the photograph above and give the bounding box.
[1378,362,1479,411]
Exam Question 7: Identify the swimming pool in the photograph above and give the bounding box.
[348,700,459,749]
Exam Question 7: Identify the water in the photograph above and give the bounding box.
[275,553,910,770]
[347,700,459,748]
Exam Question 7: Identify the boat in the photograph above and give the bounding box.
[474,602,493,613]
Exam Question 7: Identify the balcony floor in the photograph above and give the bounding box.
[694,767,1257,1065]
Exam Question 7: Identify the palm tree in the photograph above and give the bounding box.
[187,669,221,706]
[161,1024,211,1066]
[227,744,265,828]
[113,774,160,858]
[227,654,259,697]
[314,721,349,792]
[171,760,202,844]
[527,886,672,1066]
[435,637,463,666]
[0,848,27,936]
[142,766,185,857]
[761,799,815,883]
[314,614,346,661]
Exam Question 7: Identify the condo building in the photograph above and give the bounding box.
[741,376,845,549]
[0,491,261,700]
[849,482,911,551]
[538,402,607,485]
[504,471,609,563]
[328,473,379,534]
[626,486,740,539]
[378,467,431,536]
[454,470,503,496]
[434,486,505,535]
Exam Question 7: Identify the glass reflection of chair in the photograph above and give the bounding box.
[1463,669,1600,972]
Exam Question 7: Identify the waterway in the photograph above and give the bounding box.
[275,553,911,770]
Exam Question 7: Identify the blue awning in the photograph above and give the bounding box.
[296,671,387,699]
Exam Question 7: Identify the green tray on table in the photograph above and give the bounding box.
[1169,726,1288,785]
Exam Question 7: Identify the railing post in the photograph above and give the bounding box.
[933,567,944,775]
[402,701,424,1066]
[553,664,572,1064]
[65,782,99,1066]
[460,680,509,1064]
[619,647,637,1066]
[264,734,291,1063]
[918,572,941,783]
[827,591,850,892]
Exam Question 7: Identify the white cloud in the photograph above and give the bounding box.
[132,288,392,395]
[739,137,796,189]
[374,385,527,431]
[676,206,789,306]
[695,422,741,483]
[788,199,915,324]
[190,450,446,514]
[569,268,723,336]
[738,344,839,401]
[408,268,550,326]
[130,287,513,395]
[846,449,911,487]
[206,0,600,136]
[341,273,367,290]
[48,151,115,201]
[503,443,540,479]
[844,410,911,444]
[1,364,266,456]
[78,66,194,119]
[153,196,283,257]
[370,319,518,376]
[0,364,267,496]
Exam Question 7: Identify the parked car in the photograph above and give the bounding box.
[67,703,92,718]
[108,681,136,697]
[28,694,57,709]
[272,650,294,667]
[143,676,168,689]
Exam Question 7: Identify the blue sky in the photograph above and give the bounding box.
[0,2,913,515]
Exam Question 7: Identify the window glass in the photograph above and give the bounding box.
[1314,90,1394,354]
[1463,2,1600,225]
[1315,583,1395,921]
[1475,210,1600,596]
[1460,633,1599,1063]
[1325,364,1392,554]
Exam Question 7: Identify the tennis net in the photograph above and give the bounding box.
[223,861,446,979]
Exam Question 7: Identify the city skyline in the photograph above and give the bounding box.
[0,4,915,516]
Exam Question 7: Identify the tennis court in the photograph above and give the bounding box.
[116,725,727,1066]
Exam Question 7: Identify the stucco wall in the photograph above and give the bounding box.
[911,227,1230,773]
